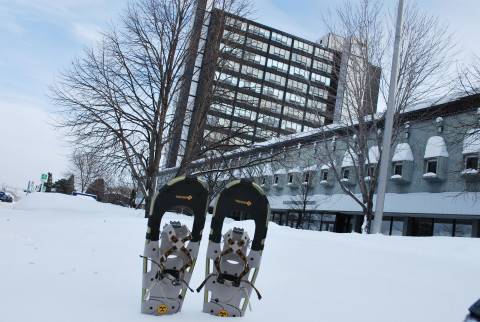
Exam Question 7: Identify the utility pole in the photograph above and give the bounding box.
[372,0,405,234]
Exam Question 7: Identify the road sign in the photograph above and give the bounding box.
[41,174,48,181]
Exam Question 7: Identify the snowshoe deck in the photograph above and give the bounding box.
[141,176,208,315]
[199,179,269,317]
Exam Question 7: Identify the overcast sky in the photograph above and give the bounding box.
[1,0,479,191]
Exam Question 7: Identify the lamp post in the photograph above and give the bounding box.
[372,0,405,234]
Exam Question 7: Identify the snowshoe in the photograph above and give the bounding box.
[197,179,270,317]
[141,175,208,315]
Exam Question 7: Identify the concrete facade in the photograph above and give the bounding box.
[158,94,480,237]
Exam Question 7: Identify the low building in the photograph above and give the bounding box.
[158,93,480,237]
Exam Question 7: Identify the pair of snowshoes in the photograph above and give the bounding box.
[141,176,270,317]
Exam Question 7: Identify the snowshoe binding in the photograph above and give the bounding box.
[141,176,208,315]
[197,179,270,317]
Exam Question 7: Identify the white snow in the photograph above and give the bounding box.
[233,169,241,177]
[367,146,380,163]
[423,172,438,178]
[303,164,318,172]
[461,169,479,175]
[392,143,414,162]
[342,149,358,167]
[1,193,479,322]
[463,129,480,154]
[274,168,287,175]
[424,136,449,158]
[321,163,331,170]
[263,163,273,176]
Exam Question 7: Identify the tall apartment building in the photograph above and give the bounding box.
[166,2,379,168]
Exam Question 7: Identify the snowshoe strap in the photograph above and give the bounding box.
[211,238,250,286]
[139,255,164,270]
[196,273,217,293]
[241,279,262,300]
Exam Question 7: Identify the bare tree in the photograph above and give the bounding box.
[286,162,317,230]
[458,55,480,95]
[69,149,107,193]
[449,59,480,186]
[314,0,456,233]
[50,0,251,217]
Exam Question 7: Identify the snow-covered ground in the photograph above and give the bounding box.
[1,193,479,322]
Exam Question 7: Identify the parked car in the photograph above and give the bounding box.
[0,191,13,203]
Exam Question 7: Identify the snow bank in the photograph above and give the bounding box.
[14,192,139,218]
[1,193,479,322]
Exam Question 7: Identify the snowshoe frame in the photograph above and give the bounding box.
[141,175,208,315]
[201,179,269,317]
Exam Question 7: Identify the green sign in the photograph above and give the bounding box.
[41,174,48,181]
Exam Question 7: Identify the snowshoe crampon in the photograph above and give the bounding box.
[198,179,269,317]
[141,176,208,315]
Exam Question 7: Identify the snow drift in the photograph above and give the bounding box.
[1,192,479,322]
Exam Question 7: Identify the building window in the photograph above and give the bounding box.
[257,114,280,127]
[315,47,334,61]
[365,165,375,178]
[304,111,317,123]
[271,32,292,46]
[248,24,270,38]
[304,172,310,183]
[259,99,282,114]
[465,155,479,170]
[288,174,294,183]
[311,72,331,86]
[238,79,262,94]
[269,45,290,60]
[265,72,286,86]
[285,92,306,105]
[261,177,266,185]
[236,92,259,105]
[312,59,332,73]
[263,86,284,100]
[244,52,266,65]
[274,176,279,184]
[219,43,243,58]
[393,162,403,176]
[454,219,473,237]
[223,30,245,44]
[246,38,268,52]
[287,79,308,93]
[306,99,326,111]
[425,159,437,174]
[225,17,246,31]
[292,53,311,68]
[241,65,264,79]
[321,170,328,181]
[289,66,309,79]
[267,59,289,72]
[293,40,313,54]
[433,219,454,236]
[342,168,350,180]
[281,120,302,132]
